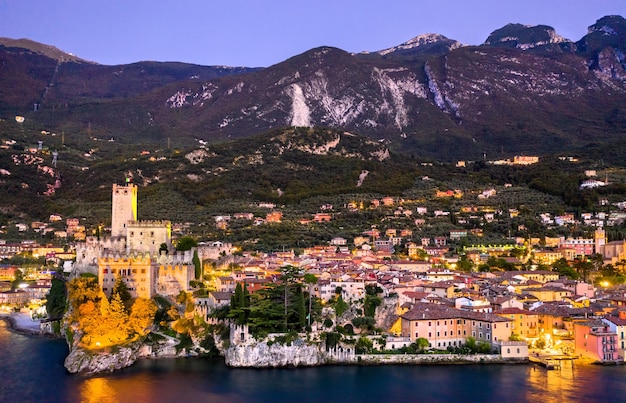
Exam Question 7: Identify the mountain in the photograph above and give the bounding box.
[482,23,574,52]
[1,16,626,160]
[0,125,418,225]
[0,40,261,112]
[0,37,88,63]
[373,34,463,59]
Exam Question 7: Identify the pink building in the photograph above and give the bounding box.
[558,237,594,257]
[574,320,619,362]
[400,302,512,350]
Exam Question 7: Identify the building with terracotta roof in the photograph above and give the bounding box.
[400,302,512,350]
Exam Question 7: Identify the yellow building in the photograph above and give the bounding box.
[99,254,154,299]
[98,250,195,299]
[497,308,539,339]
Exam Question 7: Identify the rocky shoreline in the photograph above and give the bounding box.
[0,313,59,338]
[3,317,531,373]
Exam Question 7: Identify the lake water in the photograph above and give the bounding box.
[1,320,625,402]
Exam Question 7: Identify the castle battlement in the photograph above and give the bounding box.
[127,220,172,228]
[157,248,196,265]
[99,252,152,263]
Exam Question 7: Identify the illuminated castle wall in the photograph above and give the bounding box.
[98,250,195,299]
[127,220,172,254]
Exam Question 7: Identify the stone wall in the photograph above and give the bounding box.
[356,354,528,365]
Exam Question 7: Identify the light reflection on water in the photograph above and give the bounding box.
[2,320,626,403]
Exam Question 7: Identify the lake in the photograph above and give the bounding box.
[1,320,624,402]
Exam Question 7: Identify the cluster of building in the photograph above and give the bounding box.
[193,226,626,363]
[6,176,626,364]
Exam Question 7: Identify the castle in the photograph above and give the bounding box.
[74,182,194,299]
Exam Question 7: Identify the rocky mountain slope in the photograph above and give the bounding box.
[1,16,625,160]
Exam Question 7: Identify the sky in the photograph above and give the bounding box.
[1,0,625,67]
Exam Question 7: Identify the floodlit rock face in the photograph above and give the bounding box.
[63,337,182,374]
[64,343,142,374]
[225,340,325,368]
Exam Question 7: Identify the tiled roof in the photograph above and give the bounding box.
[401,302,510,322]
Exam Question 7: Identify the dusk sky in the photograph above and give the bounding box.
[1,0,625,67]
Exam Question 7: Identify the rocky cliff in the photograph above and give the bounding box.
[64,341,146,374]
[225,339,326,368]
[63,338,184,375]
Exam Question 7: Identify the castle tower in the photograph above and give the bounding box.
[111,182,137,238]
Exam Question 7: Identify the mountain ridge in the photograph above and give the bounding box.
[0,15,625,160]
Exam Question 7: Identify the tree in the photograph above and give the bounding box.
[279,265,302,330]
[355,336,374,354]
[335,295,349,317]
[229,283,250,325]
[364,286,383,318]
[573,259,594,282]
[11,269,24,290]
[192,250,202,280]
[351,316,376,333]
[128,298,157,335]
[415,337,429,351]
[303,273,318,326]
[177,236,197,251]
[111,277,133,311]
[456,255,474,273]
[45,278,66,319]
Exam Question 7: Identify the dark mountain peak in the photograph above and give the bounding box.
[483,23,571,51]
[587,15,626,35]
[0,37,91,63]
[282,46,353,65]
[577,15,626,54]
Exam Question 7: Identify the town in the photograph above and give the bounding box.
[2,159,626,371]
